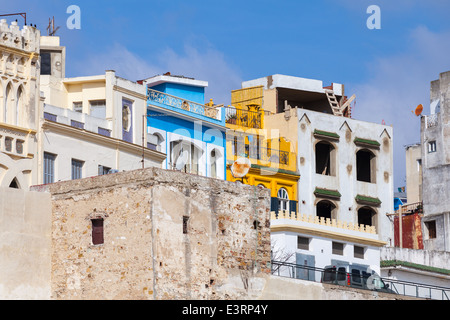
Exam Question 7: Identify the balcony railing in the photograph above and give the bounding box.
[147,88,221,121]
[225,106,262,129]
[231,144,291,166]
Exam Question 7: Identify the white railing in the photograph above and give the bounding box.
[147,88,221,121]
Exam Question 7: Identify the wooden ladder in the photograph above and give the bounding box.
[324,89,342,116]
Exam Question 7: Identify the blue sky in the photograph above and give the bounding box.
[3,0,450,190]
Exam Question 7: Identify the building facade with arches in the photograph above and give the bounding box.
[0,19,40,189]
[241,74,393,273]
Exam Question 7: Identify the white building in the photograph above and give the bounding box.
[241,74,393,274]
[0,19,41,189]
[38,36,165,184]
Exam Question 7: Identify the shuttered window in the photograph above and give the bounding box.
[92,219,104,245]
[71,159,84,180]
[44,152,56,184]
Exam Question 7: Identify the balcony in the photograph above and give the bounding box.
[147,88,223,123]
[224,106,264,129]
[228,142,297,173]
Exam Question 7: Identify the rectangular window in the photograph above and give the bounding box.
[73,101,83,113]
[297,236,310,250]
[71,159,84,180]
[332,242,344,255]
[40,52,51,75]
[91,219,104,245]
[70,120,84,129]
[354,246,365,259]
[16,140,24,154]
[98,165,111,176]
[5,137,12,152]
[90,100,106,119]
[44,152,56,184]
[183,216,189,234]
[425,221,436,239]
[428,141,436,153]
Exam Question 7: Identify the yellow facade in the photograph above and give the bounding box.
[226,86,299,211]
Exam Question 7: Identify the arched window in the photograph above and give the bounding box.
[356,149,376,183]
[5,83,13,123]
[357,206,377,227]
[170,140,203,175]
[316,200,336,220]
[277,188,290,212]
[16,86,24,126]
[315,141,336,176]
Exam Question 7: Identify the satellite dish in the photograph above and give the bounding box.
[175,149,188,171]
[413,104,423,116]
[231,157,251,178]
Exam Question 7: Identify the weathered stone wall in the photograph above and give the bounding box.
[33,167,271,300]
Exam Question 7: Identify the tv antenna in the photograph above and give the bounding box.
[0,13,27,25]
[47,16,60,36]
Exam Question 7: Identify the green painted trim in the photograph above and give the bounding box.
[355,194,382,205]
[354,137,381,146]
[314,129,340,139]
[314,187,341,198]
[381,260,450,276]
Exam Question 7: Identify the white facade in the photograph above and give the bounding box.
[0,20,41,189]
[296,109,394,244]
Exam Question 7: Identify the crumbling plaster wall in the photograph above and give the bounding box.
[33,167,271,300]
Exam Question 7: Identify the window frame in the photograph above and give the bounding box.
[43,152,56,184]
[71,158,84,180]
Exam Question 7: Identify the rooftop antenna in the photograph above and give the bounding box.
[0,12,27,25]
[47,16,60,36]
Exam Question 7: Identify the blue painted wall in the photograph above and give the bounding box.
[150,82,205,105]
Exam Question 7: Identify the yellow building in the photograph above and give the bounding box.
[225,85,299,214]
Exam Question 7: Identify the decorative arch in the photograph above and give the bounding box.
[357,206,377,228]
[16,84,25,126]
[4,82,14,124]
[356,148,376,183]
[314,140,337,176]
[277,187,290,212]
[316,199,337,220]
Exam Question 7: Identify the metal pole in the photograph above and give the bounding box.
[399,205,403,248]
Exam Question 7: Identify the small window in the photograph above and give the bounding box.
[40,52,51,75]
[98,165,111,176]
[16,140,24,154]
[5,137,12,152]
[332,242,344,255]
[425,221,436,239]
[297,236,310,250]
[354,246,365,259]
[90,100,106,119]
[277,188,290,212]
[417,159,422,171]
[73,101,83,113]
[122,105,131,132]
[428,141,436,153]
[91,219,104,245]
[183,216,189,234]
[44,152,56,184]
[71,159,84,180]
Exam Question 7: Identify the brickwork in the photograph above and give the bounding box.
[33,167,271,300]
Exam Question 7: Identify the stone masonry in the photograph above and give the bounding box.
[32,167,271,300]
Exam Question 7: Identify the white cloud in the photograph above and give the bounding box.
[75,42,242,105]
[350,26,450,188]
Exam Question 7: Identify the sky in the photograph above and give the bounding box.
[2,0,450,190]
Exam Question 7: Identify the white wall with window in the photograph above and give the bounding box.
[271,230,382,277]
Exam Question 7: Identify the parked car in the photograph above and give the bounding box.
[321,264,396,294]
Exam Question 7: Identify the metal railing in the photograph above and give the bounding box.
[271,260,450,300]
[230,144,291,166]
[225,106,262,129]
[147,88,220,121]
